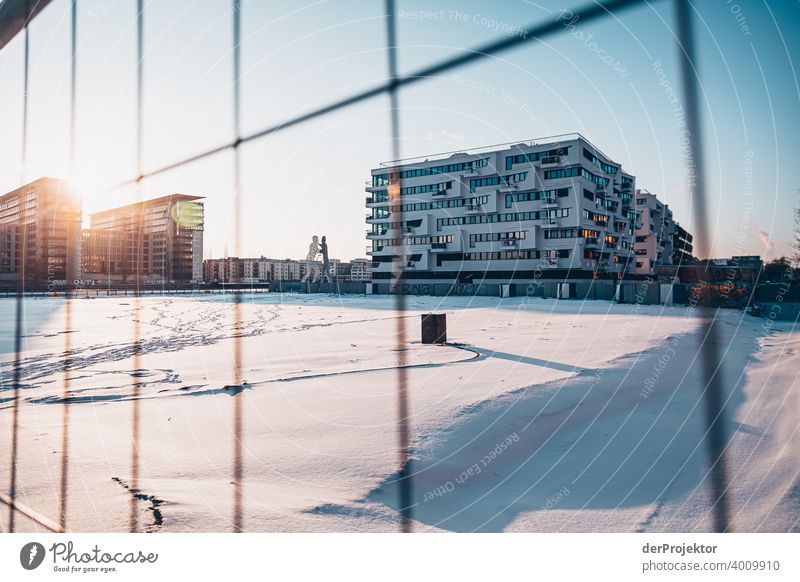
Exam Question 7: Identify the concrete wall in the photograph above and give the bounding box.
[270,281,368,295]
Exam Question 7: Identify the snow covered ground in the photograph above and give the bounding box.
[0,293,797,532]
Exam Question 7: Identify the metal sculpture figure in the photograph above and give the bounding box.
[301,235,321,283]
[320,235,332,284]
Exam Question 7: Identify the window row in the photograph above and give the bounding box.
[400,181,453,196]
[460,249,571,261]
[371,158,491,185]
[582,209,609,223]
[469,231,527,246]
[582,148,619,174]
[372,234,454,248]
[544,166,610,187]
[436,208,568,229]
[505,187,569,207]
[543,228,601,239]
[370,195,488,217]
[504,146,571,170]
[470,172,528,192]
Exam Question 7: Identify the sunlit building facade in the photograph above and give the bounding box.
[0,178,82,286]
[84,194,204,284]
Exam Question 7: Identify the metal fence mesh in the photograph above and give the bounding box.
[1,0,729,533]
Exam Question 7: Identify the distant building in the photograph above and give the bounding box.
[349,258,372,282]
[203,256,273,283]
[242,257,272,283]
[0,178,82,286]
[84,194,204,284]
[272,259,301,281]
[366,134,639,290]
[203,257,242,283]
[202,256,373,284]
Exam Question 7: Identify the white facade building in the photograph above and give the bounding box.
[349,258,372,282]
[631,189,694,276]
[272,259,301,281]
[366,134,638,289]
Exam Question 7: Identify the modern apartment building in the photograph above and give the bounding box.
[366,134,638,289]
[633,190,671,275]
[84,194,204,283]
[0,178,82,286]
[633,189,693,275]
[672,224,694,265]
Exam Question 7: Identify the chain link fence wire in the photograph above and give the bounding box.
[1,0,729,533]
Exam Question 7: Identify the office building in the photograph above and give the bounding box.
[0,178,82,286]
[84,194,204,284]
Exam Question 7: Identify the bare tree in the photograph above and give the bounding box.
[794,197,800,267]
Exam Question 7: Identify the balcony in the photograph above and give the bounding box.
[431,189,448,197]
[430,242,449,250]
[502,239,517,247]
[541,155,562,165]
[465,204,483,213]
[585,238,599,247]
[541,198,558,209]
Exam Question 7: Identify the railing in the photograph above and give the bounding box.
[0,0,733,535]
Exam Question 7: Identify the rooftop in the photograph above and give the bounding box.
[377,132,612,168]
[90,194,204,217]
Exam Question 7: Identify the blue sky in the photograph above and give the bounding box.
[0,0,798,261]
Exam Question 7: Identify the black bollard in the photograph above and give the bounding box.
[421,313,447,344]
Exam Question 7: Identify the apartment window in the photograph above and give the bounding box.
[504,146,571,170]
[504,187,569,207]
[399,181,453,196]
[469,230,527,247]
[544,165,609,186]
[461,248,570,261]
[598,198,618,211]
[394,157,489,178]
[580,167,610,186]
[372,173,391,187]
[582,148,619,174]
[543,167,579,180]
[430,195,488,209]
[374,234,453,247]
[470,172,528,192]
[544,228,576,239]
[582,209,609,223]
